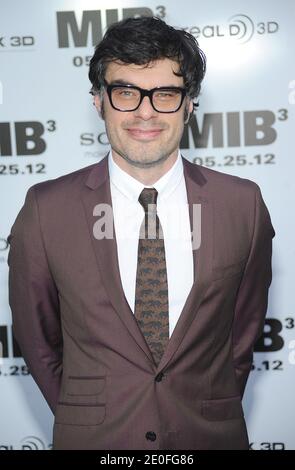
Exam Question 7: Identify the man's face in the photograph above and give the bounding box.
[94,58,193,169]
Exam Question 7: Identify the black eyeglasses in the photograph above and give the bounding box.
[104,80,187,113]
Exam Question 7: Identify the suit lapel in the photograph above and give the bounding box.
[155,156,213,372]
[81,153,156,366]
[80,153,213,373]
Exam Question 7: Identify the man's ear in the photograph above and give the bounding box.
[184,98,194,124]
[94,94,104,119]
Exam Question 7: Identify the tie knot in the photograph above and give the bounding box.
[138,188,158,213]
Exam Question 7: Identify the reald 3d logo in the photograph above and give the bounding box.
[0,436,51,450]
[189,14,279,44]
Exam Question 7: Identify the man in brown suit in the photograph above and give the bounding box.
[7,17,275,450]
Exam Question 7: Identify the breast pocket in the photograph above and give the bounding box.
[55,376,107,426]
[66,375,106,397]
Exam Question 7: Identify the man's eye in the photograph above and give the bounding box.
[155,91,178,99]
[116,89,136,97]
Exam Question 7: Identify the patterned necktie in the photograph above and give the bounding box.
[134,187,169,367]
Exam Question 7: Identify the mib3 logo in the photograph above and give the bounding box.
[181,109,287,149]
[56,7,157,48]
[252,317,295,372]
[0,120,56,156]
[186,14,279,44]
[0,325,22,359]
[254,318,294,353]
[0,325,29,376]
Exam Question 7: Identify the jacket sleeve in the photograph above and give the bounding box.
[7,185,63,413]
[232,184,275,398]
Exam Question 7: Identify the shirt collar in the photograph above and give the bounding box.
[108,149,183,202]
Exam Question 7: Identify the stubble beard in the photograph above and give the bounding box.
[109,142,177,169]
[102,101,188,169]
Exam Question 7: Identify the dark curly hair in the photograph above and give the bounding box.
[89,16,206,101]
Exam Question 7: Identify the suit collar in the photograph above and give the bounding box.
[85,152,208,191]
[85,152,110,190]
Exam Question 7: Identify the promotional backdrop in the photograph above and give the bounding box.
[0,0,294,450]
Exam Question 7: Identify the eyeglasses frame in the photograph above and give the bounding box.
[103,80,187,113]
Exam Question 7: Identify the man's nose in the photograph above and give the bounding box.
[134,96,157,120]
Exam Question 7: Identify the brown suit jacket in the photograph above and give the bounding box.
[7,154,275,450]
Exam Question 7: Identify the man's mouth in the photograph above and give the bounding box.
[126,128,164,140]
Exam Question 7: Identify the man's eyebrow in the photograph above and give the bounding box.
[108,79,182,88]
[109,79,137,86]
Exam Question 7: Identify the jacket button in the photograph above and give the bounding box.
[155,372,164,382]
[145,431,157,441]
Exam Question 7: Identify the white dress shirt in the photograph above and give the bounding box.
[108,149,194,338]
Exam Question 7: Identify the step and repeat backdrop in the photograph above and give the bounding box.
[0,0,294,450]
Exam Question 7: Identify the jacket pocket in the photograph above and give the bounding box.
[55,402,106,426]
[202,395,244,421]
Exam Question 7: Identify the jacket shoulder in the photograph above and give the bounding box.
[32,162,99,194]
[183,157,260,195]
